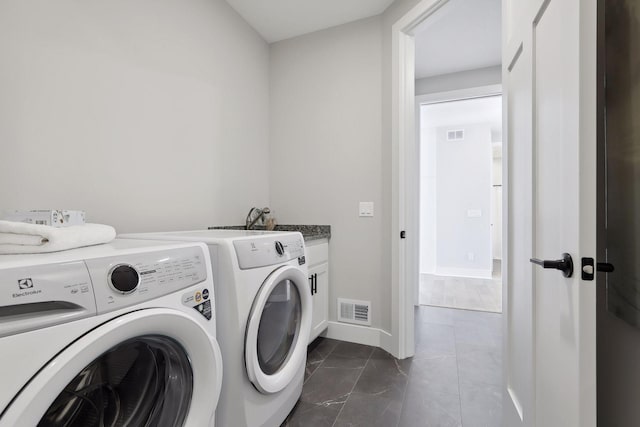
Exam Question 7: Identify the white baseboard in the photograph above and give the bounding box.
[322,321,392,350]
[378,329,395,357]
[433,267,492,279]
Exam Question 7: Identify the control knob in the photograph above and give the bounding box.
[275,241,285,256]
[109,264,140,294]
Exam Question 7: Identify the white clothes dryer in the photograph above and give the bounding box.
[0,239,223,427]
[120,230,311,427]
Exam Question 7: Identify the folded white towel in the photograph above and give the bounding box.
[0,220,116,254]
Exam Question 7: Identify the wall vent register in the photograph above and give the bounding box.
[447,129,465,141]
[337,298,371,326]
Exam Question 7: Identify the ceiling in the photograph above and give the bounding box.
[225,0,501,78]
[414,0,501,79]
[225,0,395,43]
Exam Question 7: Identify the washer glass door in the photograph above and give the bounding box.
[39,335,192,427]
[2,308,222,427]
[257,279,301,375]
[245,265,311,394]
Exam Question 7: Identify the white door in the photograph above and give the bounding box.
[245,265,311,394]
[503,0,597,426]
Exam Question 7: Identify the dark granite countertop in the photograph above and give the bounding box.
[208,224,331,242]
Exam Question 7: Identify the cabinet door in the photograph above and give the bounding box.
[308,262,329,343]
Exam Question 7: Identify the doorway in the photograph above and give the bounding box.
[390,0,505,359]
[388,0,504,424]
[417,94,503,313]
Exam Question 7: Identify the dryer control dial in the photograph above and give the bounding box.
[109,264,140,294]
[275,241,285,256]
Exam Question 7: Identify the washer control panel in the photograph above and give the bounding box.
[86,245,208,314]
[234,234,305,269]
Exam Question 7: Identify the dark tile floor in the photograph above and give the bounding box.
[282,305,502,427]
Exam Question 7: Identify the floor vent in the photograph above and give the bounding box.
[338,298,371,326]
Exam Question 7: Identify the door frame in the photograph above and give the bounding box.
[390,0,448,360]
[390,0,508,359]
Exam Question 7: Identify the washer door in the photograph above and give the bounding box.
[1,308,222,427]
[245,265,311,394]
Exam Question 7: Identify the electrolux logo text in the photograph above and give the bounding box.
[13,278,42,298]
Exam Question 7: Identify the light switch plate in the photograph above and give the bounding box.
[359,202,374,217]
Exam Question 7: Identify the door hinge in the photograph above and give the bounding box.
[400,230,406,239]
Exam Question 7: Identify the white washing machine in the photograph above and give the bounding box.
[0,239,223,427]
[121,230,311,427]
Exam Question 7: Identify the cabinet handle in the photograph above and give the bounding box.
[309,275,314,295]
[314,273,318,294]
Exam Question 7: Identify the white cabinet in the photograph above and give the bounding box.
[305,239,329,343]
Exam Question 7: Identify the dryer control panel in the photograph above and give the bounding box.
[86,246,208,314]
[233,234,305,270]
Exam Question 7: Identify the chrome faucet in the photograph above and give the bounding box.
[245,207,271,230]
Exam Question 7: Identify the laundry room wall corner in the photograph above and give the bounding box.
[269,16,386,332]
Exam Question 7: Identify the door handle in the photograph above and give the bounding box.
[530,253,574,278]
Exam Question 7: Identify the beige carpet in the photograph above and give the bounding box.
[419,262,502,313]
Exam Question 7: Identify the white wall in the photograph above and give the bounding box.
[270,0,428,335]
[435,124,492,277]
[0,0,270,233]
[415,65,501,96]
[0,0,474,340]
[0,0,427,338]
[419,96,501,277]
[269,16,384,329]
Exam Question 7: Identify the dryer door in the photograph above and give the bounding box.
[245,265,312,394]
[1,308,222,427]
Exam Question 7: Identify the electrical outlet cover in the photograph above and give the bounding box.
[359,202,374,217]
